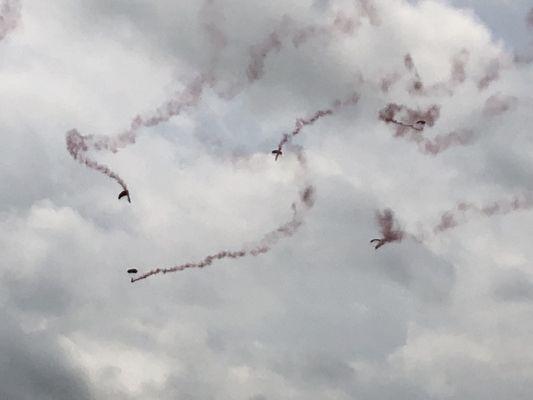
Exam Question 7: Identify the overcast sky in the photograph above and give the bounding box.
[1,0,533,399]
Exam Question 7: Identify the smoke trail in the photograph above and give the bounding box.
[247,16,292,83]
[65,73,214,194]
[379,103,440,136]
[392,50,469,96]
[527,7,533,29]
[131,185,315,282]
[450,49,469,85]
[274,93,359,157]
[66,0,225,196]
[370,208,405,249]
[357,0,381,26]
[66,129,128,192]
[404,53,424,94]
[482,93,518,117]
[379,103,474,155]
[247,6,367,84]
[0,0,21,41]
[433,193,533,234]
[419,129,475,155]
[478,58,500,90]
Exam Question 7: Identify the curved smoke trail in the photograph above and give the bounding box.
[273,93,359,157]
[131,185,315,283]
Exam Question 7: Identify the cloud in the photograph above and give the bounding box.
[1,0,533,399]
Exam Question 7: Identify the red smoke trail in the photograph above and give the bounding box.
[66,129,128,192]
[66,0,224,196]
[527,7,533,29]
[387,51,469,96]
[0,0,21,41]
[379,103,440,136]
[274,93,360,156]
[404,53,424,95]
[378,103,474,155]
[130,185,315,282]
[246,6,367,85]
[66,74,214,195]
[370,209,405,249]
[433,193,533,234]
[247,16,292,83]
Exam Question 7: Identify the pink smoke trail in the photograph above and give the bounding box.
[478,58,501,90]
[246,6,367,85]
[433,193,533,233]
[483,93,518,117]
[274,93,360,157]
[527,7,533,29]
[379,103,440,136]
[418,129,475,155]
[404,53,424,94]
[131,185,315,282]
[66,74,214,194]
[389,50,469,96]
[247,16,292,83]
[379,103,474,155]
[370,208,405,249]
[0,0,21,41]
[66,129,128,192]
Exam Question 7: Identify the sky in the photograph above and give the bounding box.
[1,0,533,399]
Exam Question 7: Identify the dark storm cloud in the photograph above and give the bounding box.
[0,313,93,400]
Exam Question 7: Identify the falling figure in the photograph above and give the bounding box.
[118,189,131,203]
[272,149,283,161]
[371,208,405,250]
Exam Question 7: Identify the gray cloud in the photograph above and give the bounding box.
[1,0,533,399]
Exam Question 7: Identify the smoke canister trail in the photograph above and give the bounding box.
[65,74,213,194]
[433,193,533,234]
[0,0,21,41]
[274,93,359,155]
[370,208,405,249]
[130,186,315,283]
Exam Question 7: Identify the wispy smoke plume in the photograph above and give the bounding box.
[357,0,381,26]
[370,209,405,249]
[433,193,533,233]
[391,50,469,96]
[379,103,440,135]
[404,53,424,94]
[482,93,518,117]
[66,129,128,191]
[247,6,366,84]
[0,0,21,41]
[65,74,213,194]
[247,16,292,83]
[131,185,315,282]
[378,103,474,155]
[274,93,359,156]
[478,58,501,90]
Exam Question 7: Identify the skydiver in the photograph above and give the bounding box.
[272,149,282,161]
[370,238,386,250]
[127,268,138,274]
[118,189,131,203]
[413,120,426,130]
